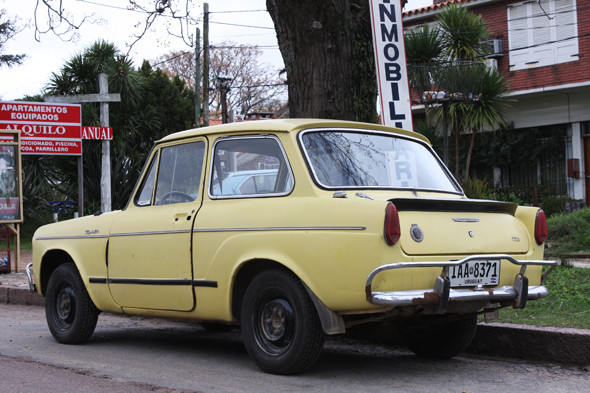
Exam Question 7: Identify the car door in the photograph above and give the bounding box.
[107,138,206,311]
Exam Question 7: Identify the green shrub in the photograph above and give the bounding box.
[541,196,565,217]
[545,207,590,256]
[462,177,494,199]
[488,191,525,205]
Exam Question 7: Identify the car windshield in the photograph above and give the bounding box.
[301,131,461,193]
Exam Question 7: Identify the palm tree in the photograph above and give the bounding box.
[437,4,494,177]
[405,23,444,129]
[406,4,511,181]
[437,4,491,61]
[45,41,154,210]
[462,67,512,182]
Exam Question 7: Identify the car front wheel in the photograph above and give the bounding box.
[400,315,478,359]
[241,268,325,375]
[45,263,99,344]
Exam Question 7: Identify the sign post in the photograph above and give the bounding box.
[45,73,120,213]
[0,130,24,271]
[369,0,413,131]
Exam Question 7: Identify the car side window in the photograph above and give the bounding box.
[210,136,294,197]
[154,141,206,205]
[135,141,206,207]
[135,151,159,206]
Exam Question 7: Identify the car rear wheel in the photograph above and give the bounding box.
[45,263,99,344]
[241,268,325,375]
[400,315,477,359]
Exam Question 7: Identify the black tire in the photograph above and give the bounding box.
[241,268,325,375]
[45,263,99,344]
[200,322,235,332]
[400,315,477,359]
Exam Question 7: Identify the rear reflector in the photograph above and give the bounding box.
[384,203,401,246]
[534,209,548,245]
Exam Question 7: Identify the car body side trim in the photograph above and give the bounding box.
[192,226,366,233]
[109,230,192,237]
[89,277,218,287]
[36,235,109,240]
[38,227,366,241]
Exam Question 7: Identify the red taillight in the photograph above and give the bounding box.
[535,209,548,245]
[384,203,401,246]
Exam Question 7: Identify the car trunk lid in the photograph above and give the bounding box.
[391,198,530,255]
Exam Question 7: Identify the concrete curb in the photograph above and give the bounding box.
[469,322,590,366]
[0,286,45,307]
[2,285,589,367]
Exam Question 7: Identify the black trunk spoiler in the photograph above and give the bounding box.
[389,198,518,215]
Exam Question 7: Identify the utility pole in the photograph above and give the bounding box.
[217,76,232,124]
[202,3,210,126]
[195,27,201,127]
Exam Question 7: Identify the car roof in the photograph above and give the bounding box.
[158,118,430,145]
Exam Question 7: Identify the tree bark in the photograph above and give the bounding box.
[267,0,377,122]
[464,127,477,184]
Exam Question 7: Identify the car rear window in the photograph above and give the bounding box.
[300,130,461,193]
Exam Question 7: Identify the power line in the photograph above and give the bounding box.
[209,21,274,30]
[75,0,195,20]
[150,42,281,68]
[209,10,267,14]
[239,84,286,88]
[151,51,191,67]
[211,45,279,49]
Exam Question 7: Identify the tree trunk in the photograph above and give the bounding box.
[454,121,459,179]
[267,0,377,122]
[464,127,477,184]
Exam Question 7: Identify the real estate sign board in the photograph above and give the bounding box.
[369,0,413,131]
[0,101,82,155]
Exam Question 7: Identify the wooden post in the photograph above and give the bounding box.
[77,156,84,216]
[99,73,112,212]
[0,129,23,271]
[45,74,121,213]
[5,224,19,272]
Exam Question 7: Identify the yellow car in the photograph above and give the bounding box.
[28,119,556,374]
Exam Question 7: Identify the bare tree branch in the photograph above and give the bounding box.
[32,0,200,53]
[0,9,28,68]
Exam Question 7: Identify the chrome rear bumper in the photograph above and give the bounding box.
[365,254,557,313]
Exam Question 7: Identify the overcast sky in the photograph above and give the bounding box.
[1,0,432,102]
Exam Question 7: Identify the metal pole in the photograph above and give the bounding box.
[443,102,449,166]
[195,27,201,128]
[77,155,84,216]
[203,3,210,126]
[99,73,112,212]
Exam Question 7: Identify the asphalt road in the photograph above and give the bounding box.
[1,303,588,393]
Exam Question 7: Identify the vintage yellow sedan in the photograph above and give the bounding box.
[28,119,556,374]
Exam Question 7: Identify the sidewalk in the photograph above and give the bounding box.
[2,251,590,367]
[0,250,43,305]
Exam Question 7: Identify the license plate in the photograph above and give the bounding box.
[449,260,500,287]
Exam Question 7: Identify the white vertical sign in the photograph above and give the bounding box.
[369,0,413,131]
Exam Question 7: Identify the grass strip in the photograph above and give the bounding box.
[494,264,590,329]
